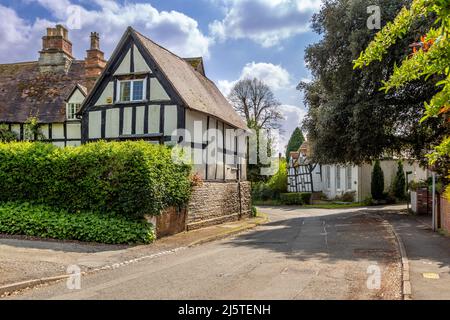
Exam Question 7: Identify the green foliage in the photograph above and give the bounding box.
[0,202,155,244]
[301,0,440,165]
[371,160,385,200]
[355,0,449,196]
[393,161,407,199]
[285,127,305,159]
[266,158,288,194]
[23,116,46,141]
[0,141,192,218]
[251,206,257,217]
[336,191,356,203]
[0,124,18,142]
[279,193,312,206]
[251,159,288,200]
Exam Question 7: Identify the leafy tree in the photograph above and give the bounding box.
[371,160,385,200]
[300,0,441,165]
[286,127,305,160]
[229,78,283,182]
[229,78,283,131]
[393,161,406,199]
[354,0,449,197]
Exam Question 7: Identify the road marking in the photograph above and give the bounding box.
[422,273,440,279]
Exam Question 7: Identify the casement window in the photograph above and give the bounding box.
[325,166,331,189]
[67,103,81,120]
[336,166,341,190]
[346,166,353,190]
[117,78,146,102]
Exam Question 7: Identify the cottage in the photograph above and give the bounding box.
[0,25,252,230]
[0,25,106,146]
[79,26,248,182]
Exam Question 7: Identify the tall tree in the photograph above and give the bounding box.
[355,0,449,197]
[371,160,385,200]
[285,127,305,160]
[300,0,441,165]
[393,161,406,200]
[229,78,283,182]
[229,78,283,130]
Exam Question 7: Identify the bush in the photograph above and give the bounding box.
[371,160,385,200]
[251,206,257,217]
[252,182,276,201]
[0,141,192,218]
[0,202,155,244]
[266,159,288,194]
[280,193,312,205]
[393,161,406,200]
[336,191,356,203]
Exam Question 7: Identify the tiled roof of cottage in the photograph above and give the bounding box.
[132,29,248,130]
[0,61,93,123]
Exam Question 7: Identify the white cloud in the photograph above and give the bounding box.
[209,0,321,47]
[0,1,211,63]
[218,62,291,96]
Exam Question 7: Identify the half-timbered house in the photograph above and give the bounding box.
[79,27,249,181]
[0,25,106,146]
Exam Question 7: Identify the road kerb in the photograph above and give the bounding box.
[0,214,269,297]
[385,219,412,300]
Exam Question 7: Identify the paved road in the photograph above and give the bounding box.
[7,206,402,300]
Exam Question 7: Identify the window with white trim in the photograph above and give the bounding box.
[336,166,341,190]
[117,78,146,102]
[346,166,352,190]
[67,103,81,120]
[325,166,331,189]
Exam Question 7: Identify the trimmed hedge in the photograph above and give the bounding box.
[280,193,312,205]
[0,141,192,218]
[0,202,155,244]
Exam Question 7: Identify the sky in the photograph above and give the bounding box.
[0,0,322,153]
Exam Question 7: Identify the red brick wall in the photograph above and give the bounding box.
[416,188,432,215]
[440,196,450,233]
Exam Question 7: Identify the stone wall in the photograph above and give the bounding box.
[187,181,252,230]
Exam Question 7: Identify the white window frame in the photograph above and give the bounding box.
[325,166,331,190]
[66,102,81,120]
[116,78,147,103]
[346,166,353,191]
[336,166,341,191]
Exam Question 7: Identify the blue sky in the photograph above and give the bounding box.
[0,0,322,152]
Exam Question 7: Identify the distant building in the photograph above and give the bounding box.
[288,142,428,202]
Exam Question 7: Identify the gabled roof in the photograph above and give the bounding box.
[0,61,93,123]
[81,27,247,130]
[65,83,87,102]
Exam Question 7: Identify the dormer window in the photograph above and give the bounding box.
[67,103,81,120]
[117,78,146,103]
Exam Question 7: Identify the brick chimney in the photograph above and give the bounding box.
[38,25,74,74]
[85,32,106,79]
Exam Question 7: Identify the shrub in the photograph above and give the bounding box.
[393,161,406,200]
[251,206,257,217]
[280,193,312,205]
[252,182,276,201]
[337,191,356,203]
[0,141,192,218]
[0,202,155,244]
[266,159,288,194]
[371,160,385,200]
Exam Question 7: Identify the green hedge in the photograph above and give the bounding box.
[280,193,312,205]
[0,141,192,218]
[0,202,154,244]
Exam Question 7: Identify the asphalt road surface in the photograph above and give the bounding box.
[7,206,402,300]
